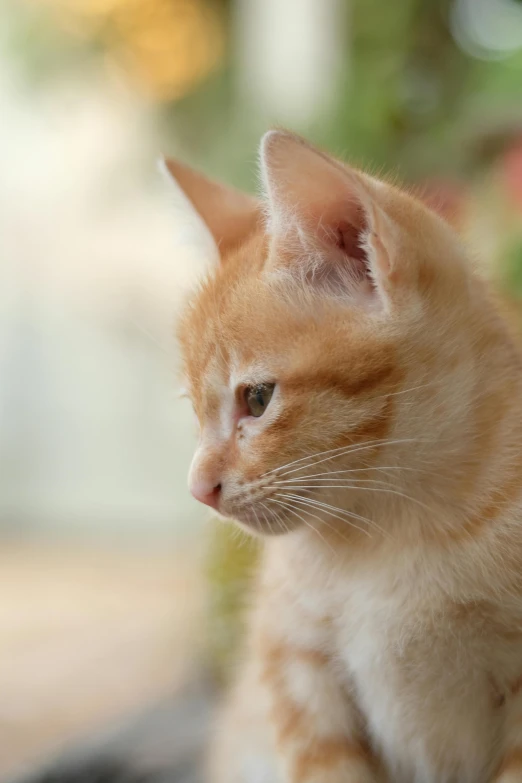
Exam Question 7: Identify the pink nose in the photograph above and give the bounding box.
[190,480,221,510]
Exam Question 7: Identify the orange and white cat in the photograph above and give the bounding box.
[166,131,522,783]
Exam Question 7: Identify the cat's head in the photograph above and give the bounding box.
[168,131,499,539]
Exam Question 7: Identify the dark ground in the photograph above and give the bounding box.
[8,683,214,783]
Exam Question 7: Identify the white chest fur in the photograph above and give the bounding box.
[330,563,500,783]
[263,533,510,783]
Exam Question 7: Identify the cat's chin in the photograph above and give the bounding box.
[235,520,296,538]
[222,508,301,538]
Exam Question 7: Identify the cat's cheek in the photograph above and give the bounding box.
[235,420,265,465]
[232,424,271,481]
[236,411,266,436]
[236,415,265,437]
[235,416,279,470]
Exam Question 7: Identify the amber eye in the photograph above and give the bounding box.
[244,383,275,417]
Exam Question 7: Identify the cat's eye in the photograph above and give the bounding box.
[244,383,275,417]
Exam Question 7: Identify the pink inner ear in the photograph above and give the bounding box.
[336,207,369,278]
[337,217,366,258]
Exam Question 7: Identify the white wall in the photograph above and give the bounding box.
[234,0,347,126]
[0,62,209,537]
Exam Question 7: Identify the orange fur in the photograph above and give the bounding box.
[168,131,522,782]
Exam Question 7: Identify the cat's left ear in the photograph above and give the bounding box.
[260,131,399,311]
[162,158,261,261]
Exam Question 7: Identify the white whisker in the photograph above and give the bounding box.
[251,504,264,532]
[277,492,390,539]
[265,437,419,478]
[277,492,373,538]
[260,500,288,534]
[268,497,337,553]
[275,477,393,488]
[273,496,351,551]
[278,438,420,478]
[380,379,442,399]
[273,465,424,482]
[280,484,433,513]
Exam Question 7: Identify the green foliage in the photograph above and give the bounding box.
[1,1,94,88]
[502,237,522,298]
[204,521,259,683]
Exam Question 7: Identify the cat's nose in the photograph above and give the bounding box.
[190,479,221,510]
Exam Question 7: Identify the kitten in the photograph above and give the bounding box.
[166,131,522,783]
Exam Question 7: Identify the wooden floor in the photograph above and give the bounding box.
[0,539,205,781]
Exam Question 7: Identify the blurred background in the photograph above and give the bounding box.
[1,0,522,779]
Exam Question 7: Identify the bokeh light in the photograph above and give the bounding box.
[29,0,225,100]
[451,0,522,60]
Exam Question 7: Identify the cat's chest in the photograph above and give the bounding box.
[328,570,500,783]
[331,567,426,689]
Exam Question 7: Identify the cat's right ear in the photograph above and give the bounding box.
[258,131,400,312]
[161,158,261,261]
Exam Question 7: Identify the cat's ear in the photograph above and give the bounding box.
[259,131,398,311]
[161,158,261,260]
